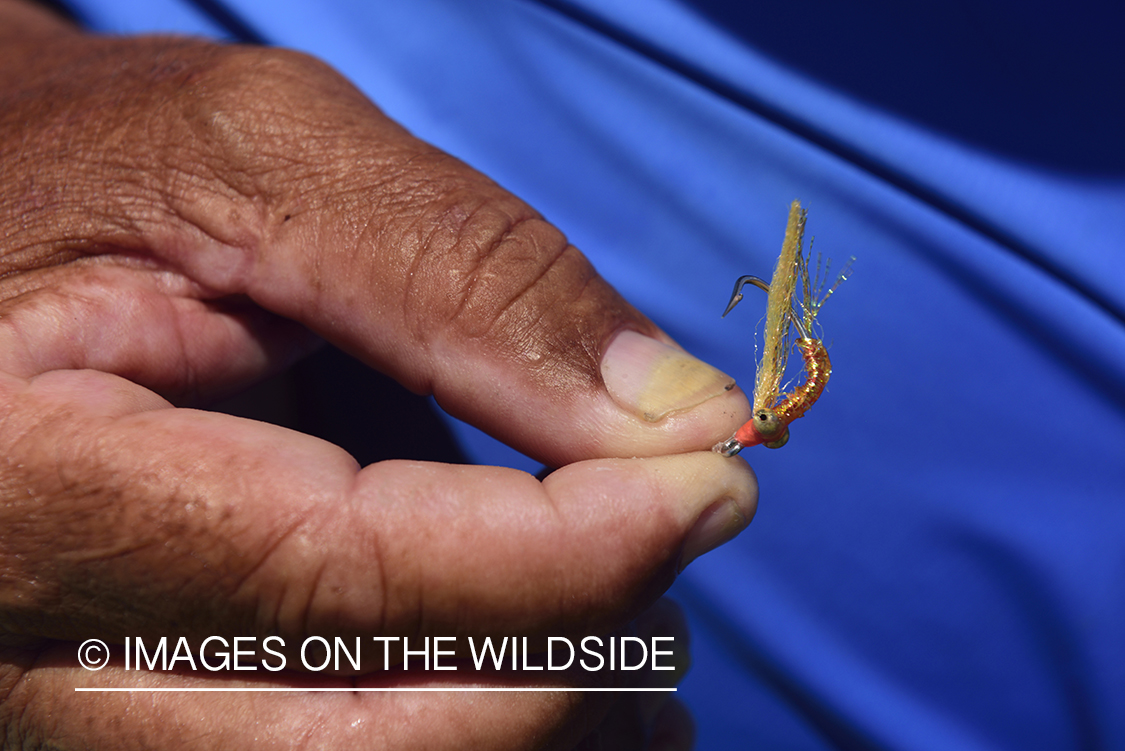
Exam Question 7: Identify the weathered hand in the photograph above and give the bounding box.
[0,2,754,748]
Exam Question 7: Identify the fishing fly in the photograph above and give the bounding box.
[714,200,852,457]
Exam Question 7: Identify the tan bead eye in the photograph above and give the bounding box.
[764,428,790,449]
[753,408,783,438]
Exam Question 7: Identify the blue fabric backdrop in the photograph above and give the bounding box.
[57,1,1125,748]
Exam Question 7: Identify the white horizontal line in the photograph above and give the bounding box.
[74,687,675,693]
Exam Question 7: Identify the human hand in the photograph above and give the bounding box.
[0,2,755,748]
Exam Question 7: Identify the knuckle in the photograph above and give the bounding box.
[404,185,590,348]
[245,504,389,643]
[169,44,397,246]
[377,167,642,399]
[187,45,373,175]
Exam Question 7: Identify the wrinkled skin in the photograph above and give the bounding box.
[0,1,755,748]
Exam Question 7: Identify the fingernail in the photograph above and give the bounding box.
[601,330,735,422]
[677,499,749,572]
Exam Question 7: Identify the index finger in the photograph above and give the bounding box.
[0,368,756,647]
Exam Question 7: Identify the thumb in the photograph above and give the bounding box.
[9,38,749,465]
[146,45,747,464]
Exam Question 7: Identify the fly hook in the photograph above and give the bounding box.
[714,200,850,456]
